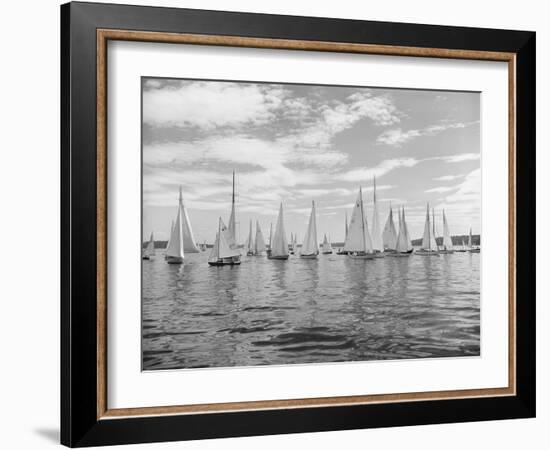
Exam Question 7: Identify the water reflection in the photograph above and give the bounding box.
[142,251,480,369]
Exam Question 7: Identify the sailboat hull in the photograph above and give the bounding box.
[386,252,411,258]
[348,252,374,260]
[142,256,151,260]
[300,254,318,259]
[439,250,455,254]
[268,254,289,260]
[372,251,385,258]
[415,250,439,256]
[321,250,333,255]
[469,248,480,253]
[166,255,184,264]
[208,256,241,266]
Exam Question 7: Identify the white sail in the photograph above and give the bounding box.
[382,205,398,251]
[431,209,439,251]
[143,232,155,257]
[178,186,200,253]
[301,201,319,255]
[402,207,413,251]
[395,209,409,252]
[166,203,184,259]
[442,210,453,250]
[321,234,333,253]
[371,177,383,251]
[165,220,174,251]
[420,203,434,251]
[227,171,237,248]
[345,212,349,239]
[245,219,254,253]
[292,233,298,253]
[468,228,473,249]
[271,203,289,257]
[343,188,372,253]
[254,221,266,254]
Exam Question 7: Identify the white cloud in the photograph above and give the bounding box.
[143,81,286,129]
[376,120,478,147]
[433,174,464,181]
[343,158,419,181]
[425,186,457,193]
[441,153,480,163]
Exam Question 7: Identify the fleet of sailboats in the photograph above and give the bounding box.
[145,171,480,266]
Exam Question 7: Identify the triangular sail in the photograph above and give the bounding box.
[144,232,155,257]
[166,203,184,259]
[345,212,349,240]
[271,203,289,257]
[371,177,383,252]
[395,209,409,252]
[178,186,200,253]
[165,220,174,251]
[301,201,319,255]
[255,221,266,254]
[245,219,254,253]
[402,207,413,251]
[421,203,433,251]
[431,209,439,251]
[227,171,237,248]
[343,188,372,253]
[442,210,453,250]
[382,205,398,250]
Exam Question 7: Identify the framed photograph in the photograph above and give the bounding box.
[61,2,535,447]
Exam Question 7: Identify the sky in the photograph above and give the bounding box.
[142,77,480,244]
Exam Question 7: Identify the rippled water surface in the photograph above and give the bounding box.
[142,250,480,370]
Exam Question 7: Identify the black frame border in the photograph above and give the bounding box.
[61,2,535,447]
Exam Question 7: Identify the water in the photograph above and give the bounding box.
[142,250,480,370]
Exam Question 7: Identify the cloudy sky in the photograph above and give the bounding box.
[142,77,480,244]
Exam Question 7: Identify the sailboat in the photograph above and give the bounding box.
[382,204,398,253]
[165,198,185,264]
[292,233,298,255]
[289,232,295,255]
[344,187,374,259]
[226,171,239,251]
[178,186,200,253]
[164,220,174,260]
[371,177,384,257]
[300,201,319,259]
[337,213,349,255]
[439,209,454,254]
[387,207,412,257]
[268,203,289,260]
[321,234,333,254]
[266,222,273,257]
[415,203,439,256]
[245,219,255,256]
[254,221,267,255]
[208,218,241,266]
[142,232,155,260]
[468,227,480,253]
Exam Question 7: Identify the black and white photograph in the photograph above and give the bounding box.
[141,77,481,370]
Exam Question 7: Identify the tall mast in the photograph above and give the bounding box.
[232,170,235,206]
[359,187,366,252]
